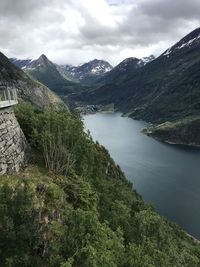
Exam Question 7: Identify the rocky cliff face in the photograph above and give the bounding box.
[1,52,62,108]
[0,107,29,174]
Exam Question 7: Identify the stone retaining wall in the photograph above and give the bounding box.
[0,107,29,174]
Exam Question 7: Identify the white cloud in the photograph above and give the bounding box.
[0,0,200,66]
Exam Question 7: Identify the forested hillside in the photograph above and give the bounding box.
[0,103,199,266]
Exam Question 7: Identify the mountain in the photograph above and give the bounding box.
[97,55,155,85]
[21,54,83,95]
[81,27,200,124]
[10,55,90,102]
[0,52,62,107]
[74,59,112,76]
[9,58,33,69]
[140,54,156,64]
[10,56,113,88]
[57,59,113,86]
[55,64,79,83]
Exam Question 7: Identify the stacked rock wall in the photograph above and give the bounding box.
[0,107,29,173]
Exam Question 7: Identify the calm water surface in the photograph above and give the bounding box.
[83,112,200,239]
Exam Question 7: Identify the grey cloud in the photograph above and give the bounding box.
[140,0,200,20]
[79,0,200,48]
[0,0,200,65]
[0,0,51,19]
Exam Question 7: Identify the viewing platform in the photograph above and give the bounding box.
[0,88,18,109]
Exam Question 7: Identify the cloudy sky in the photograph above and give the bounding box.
[1,0,200,66]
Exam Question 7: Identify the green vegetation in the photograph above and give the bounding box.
[75,104,115,115]
[75,29,200,128]
[0,103,200,266]
[143,116,200,146]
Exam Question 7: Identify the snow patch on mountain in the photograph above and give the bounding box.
[163,31,200,57]
[178,35,200,49]
[91,64,112,74]
[140,55,155,64]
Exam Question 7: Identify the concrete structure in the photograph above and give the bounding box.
[0,88,29,174]
[0,88,18,109]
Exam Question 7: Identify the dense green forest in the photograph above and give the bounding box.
[0,103,199,266]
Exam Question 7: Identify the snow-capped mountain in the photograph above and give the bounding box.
[74,59,112,76]
[96,55,155,85]
[10,56,52,70]
[82,27,200,124]
[57,59,113,85]
[116,57,141,71]
[114,55,155,71]
[9,58,33,69]
[26,54,56,70]
[55,64,78,82]
[163,27,200,57]
[10,56,113,86]
[11,54,81,94]
[138,55,155,66]
[10,55,57,71]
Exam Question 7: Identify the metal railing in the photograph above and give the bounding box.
[0,88,18,109]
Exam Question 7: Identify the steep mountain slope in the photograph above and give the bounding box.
[20,54,83,95]
[56,64,79,83]
[83,27,200,124]
[58,59,113,86]
[11,58,113,86]
[97,55,155,85]
[0,52,62,107]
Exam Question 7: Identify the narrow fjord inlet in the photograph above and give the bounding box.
[84,113,200,239]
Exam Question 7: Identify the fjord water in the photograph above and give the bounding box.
[83,112,200,239]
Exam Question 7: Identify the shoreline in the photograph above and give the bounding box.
[76,104,115,115]
[83,108,200,148]
[143,133,200,148]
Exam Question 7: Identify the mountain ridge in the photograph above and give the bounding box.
[0,52,62,108]
[11,54,86,98]
[10,57,113,86]
[79,27,200,123]
[96,55,155,86]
